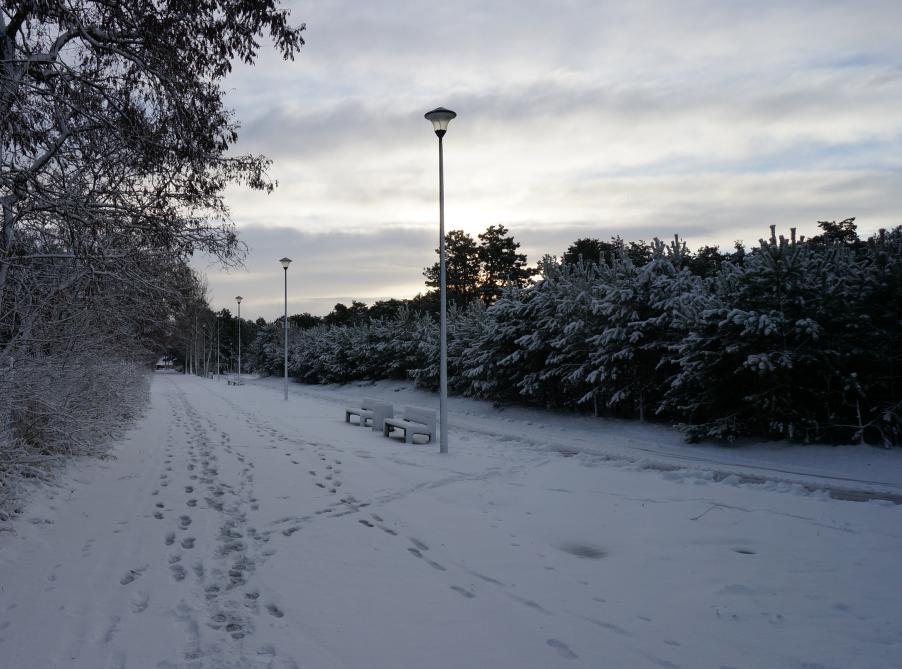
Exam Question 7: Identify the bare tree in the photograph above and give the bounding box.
[1,0,305,518]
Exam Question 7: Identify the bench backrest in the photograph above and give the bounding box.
[403,406,435,427]
[361,397,377,410]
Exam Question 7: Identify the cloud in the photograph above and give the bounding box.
[205,0,902,317]
[197,226,436,318]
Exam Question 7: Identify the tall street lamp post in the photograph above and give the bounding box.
[424,106,456,455]
[202,324,207,377]
[235,296,243,385]
[280,257,292,400]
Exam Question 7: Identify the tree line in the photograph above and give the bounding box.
[248,219,902,447]
[0,0,304,517]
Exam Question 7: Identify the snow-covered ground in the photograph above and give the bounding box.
[1,373,901,669]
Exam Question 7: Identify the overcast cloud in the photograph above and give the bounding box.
[200,0,902,319]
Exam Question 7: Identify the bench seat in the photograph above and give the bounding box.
[383,406,436,444]
[345,397,377,425]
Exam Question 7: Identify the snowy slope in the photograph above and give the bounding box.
[1,373,900,668]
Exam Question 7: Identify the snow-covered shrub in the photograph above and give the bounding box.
[1,344,149,520]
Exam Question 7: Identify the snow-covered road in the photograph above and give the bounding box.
[1,373,900,668]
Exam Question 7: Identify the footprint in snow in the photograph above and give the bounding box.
[265,603,285,618]
[450,585,475,599]
[179,515,192,529]
[164,531,176,546]
[181,537,196,549]
[120,566,147,586]
[130,590,150,614]
[547,639,578,660]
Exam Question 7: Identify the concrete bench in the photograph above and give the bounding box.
[345,399,394,432]
[364,402,394,432]
[383,406,436,444]
[345,398,377,426]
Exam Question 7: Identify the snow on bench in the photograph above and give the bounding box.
[345,397,376,425]
[345,398,395,432]
[383,406,435,444]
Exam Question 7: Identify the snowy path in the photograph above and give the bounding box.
[1,373,901,668]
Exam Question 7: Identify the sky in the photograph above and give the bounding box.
[199,0,902,319]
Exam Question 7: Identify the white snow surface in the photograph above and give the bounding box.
[1,372,901,669]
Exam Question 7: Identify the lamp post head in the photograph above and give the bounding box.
[425,107,456,137]
[279,257,292,269]
[235,296,243,304]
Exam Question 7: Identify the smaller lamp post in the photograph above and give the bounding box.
[280,257,292,400]
[235,296,243,385]
[216,314,221,381]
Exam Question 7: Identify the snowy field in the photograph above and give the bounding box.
[1,373,901,669]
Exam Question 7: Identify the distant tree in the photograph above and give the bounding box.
[729,241,747,265]
[289,312,321,329]
[688,245,728,278]
[323,301,368,327]
[807,218,860,250]
[423,230,481,305]
[408,291,440,316]
[477,224,530,304]
[562,238,604,265]
[625,239,653,266]
[368,299,406,321]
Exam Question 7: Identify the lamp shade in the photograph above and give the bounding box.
[280,257,292,269]
[425,107,457,136]
[235,295,243,304]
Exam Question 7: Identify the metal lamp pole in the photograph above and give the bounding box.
[216,314,221,381]
[425,107,457,454]
[280,257,292,400]
[235,296,243,385]
[202,324,207,377]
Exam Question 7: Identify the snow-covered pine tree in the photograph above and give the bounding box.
[515,258,605,410]
[456,279,534,404]
[848,226,902,446]
[666,226,860,442]
[583,237,702,421]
